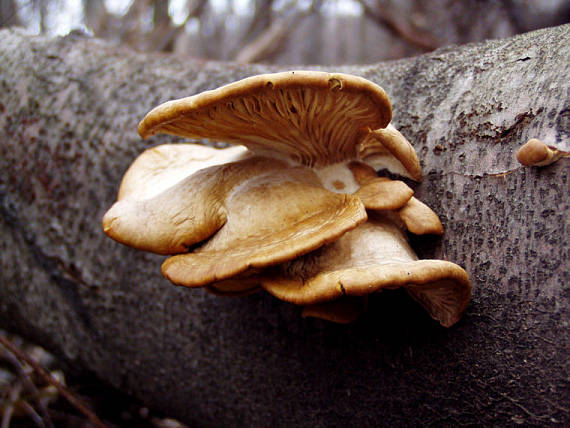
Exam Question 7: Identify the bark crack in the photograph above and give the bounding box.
[1,189,99,333]
[443,167,523,180]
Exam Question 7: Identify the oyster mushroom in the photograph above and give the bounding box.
[136,70,421,187]
[348,160,443,235]
[103,70,471,326]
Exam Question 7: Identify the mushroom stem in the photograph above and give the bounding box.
[314,162,360,194]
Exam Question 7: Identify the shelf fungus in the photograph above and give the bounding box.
[103,71,471,327]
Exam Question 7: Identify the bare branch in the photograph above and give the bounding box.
[235,7,313,63]
[0,0,21,28]
[239,0,275,46]
[150,0,208,52]
[357,0,438,51]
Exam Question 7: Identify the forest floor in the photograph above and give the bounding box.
[0,331,186,428]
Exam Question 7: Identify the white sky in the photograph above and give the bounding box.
[17,0,363,35]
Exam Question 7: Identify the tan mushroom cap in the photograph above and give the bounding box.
[162,165,367,286]
[255,214,470,327]
[104,146,368,275]
[138,71,392,166]
[103,144,251,254]
[347,161,415,210]
[116,143,249,201]
[358,124,423,181]
[355,177,414,210]
[348,160,442,235]
[103,148,282,255]
[204,278,261,297]
[398,197,444,235]
[516,138,567,167]
[347,160,379,185]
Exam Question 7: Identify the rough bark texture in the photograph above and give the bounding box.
[0,26,568,426]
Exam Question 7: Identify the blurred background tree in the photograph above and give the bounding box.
[1,0,568,64]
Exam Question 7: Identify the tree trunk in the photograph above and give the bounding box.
[0,26,568,426]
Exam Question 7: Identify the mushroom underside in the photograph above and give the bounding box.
[137,71,392,167]
[136,71,423,182]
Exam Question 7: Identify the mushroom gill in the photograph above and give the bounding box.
[138,71,392,167]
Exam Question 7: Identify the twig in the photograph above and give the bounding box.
[2,345,54,428]
[1,382,22,428]
[235,9,309,63]
[0,333,108,428]
[18,399,46,427]
[499,392,550,422]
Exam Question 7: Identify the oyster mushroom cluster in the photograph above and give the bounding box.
[103,71,471,326]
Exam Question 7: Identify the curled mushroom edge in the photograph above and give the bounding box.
[103,71,471,327]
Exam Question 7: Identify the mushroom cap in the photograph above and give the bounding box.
[264,260,470,326]
[348,160,441,235]
[397,197,444,235]
[255,214,470,327]
[204,278,261,297]
[137,71,392,166]
[104,146,368,269]
[103,146,281,255]
[516,138,565,167]
[355,177,414,210]
[161,165,367,286]
[347,161,414,210]
[302,296,368,324]
[116,143,249,201]
[358,124,423,181]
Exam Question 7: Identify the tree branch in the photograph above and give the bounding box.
[357,0,438,51]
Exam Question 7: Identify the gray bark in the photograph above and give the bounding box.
[0,25,568,426]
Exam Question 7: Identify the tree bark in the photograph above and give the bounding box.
[0,26,568,426]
